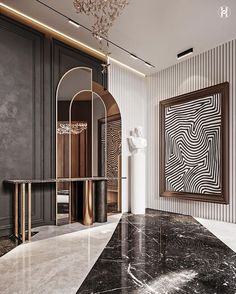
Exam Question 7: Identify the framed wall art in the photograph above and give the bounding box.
[159,82,229,203]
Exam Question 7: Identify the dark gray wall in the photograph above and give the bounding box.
[53,39,104,87]
[0,14,105,237]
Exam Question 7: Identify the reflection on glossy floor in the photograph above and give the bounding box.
[1,210,236,294]
[0,214,121,294]
[78,210,236,294]
[31,214,120,242]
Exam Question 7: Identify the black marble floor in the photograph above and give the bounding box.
[78,209,236,294]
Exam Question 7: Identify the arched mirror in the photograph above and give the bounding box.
[56,67,121,226]
[68,90,107,179]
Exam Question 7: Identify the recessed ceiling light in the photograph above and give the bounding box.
[68,19,80,28]
[177,48,193,60]
[130,53,138,60]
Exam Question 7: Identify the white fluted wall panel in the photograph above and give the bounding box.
[147,39,236,223]
[108,62,147,212]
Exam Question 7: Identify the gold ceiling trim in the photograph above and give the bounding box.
[0,2,106,61]
[0,2,146,77]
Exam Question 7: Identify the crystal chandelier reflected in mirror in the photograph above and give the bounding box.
[73,0,130,41]
[57,122,87,135]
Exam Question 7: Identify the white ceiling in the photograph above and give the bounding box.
[2,0,236,75]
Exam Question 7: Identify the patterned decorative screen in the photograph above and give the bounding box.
[160,83,229,203]
[100,116,121,191]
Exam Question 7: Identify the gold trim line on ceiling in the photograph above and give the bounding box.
[0,2,146,77]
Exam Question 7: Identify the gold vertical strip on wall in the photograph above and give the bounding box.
[147,39,236,223]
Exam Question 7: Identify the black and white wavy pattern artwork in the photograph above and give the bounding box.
[165,94,222,195]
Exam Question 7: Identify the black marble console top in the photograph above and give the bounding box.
[78,209,236,294]
[4,177,126,184]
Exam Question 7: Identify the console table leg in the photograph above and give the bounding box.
[69,182,72,224]
[95,180,107,223]
[83,180,93,226]
[28,183,32,241]
[21,184,26,243]
[14,184,18,238]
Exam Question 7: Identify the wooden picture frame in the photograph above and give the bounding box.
[159,82,229,204]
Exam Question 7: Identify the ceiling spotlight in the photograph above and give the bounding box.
[68,19,80,28]
[145,62,154,68]
[130,53,138,60]
[177,48,193,60]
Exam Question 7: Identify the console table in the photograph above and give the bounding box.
[4,177,124,243]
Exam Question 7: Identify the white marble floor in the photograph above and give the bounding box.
[195,217,236,253]
[0,214,121,294]
[31,214,120,242]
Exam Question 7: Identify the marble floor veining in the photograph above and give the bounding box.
[0,214,121,294]
[1,210,236,294]
[78,210,236,294]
